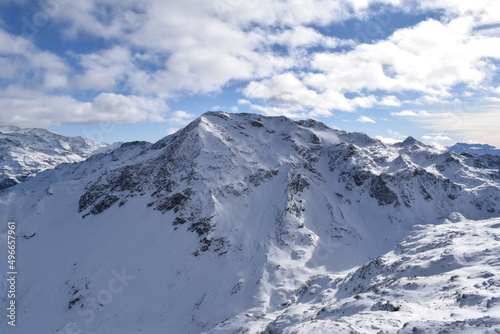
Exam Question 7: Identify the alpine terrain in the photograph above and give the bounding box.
[0,112,499,333]
[448,143,500,156]
[0,125,113,191]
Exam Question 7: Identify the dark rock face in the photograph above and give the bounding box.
[155,190,192,213]
[369,174,398,206]
[249,169,279,187]
[0,177,18,191]
[88,194,120,216]
[188,216,214,237]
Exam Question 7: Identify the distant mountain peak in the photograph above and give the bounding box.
[394,136,427,148]
[0,125,113,190]
[448,142,500,156]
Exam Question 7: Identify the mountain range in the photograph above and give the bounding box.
[448,142,500,156]
[0,125,114,191]
[0,112,499,333]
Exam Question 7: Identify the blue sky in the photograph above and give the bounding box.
[0,0,499,147]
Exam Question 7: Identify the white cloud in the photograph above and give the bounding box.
[391,110,431,117]
[418,108,500,147]
[376,129,406,144]
[167,110,196,125]
[378,95,402,106]
[39,0,406,100]
[416,0,500,26]
[238,14,500,118]
[421,134,455,149]
[307,17,500,97]
[243,72,377,113]
[172,110,196,118]
[249,103,308,119]
[45,0,299,96]
[0,88,167,127]
[375,136,401,145]
[389,104,500,147]
[53,0,147,40]
[356,115,376,123]
[266,26,351,49]
[0,29,69,90]
[166,127,180,135]
[0,57,16,78]
[71,46,134,91]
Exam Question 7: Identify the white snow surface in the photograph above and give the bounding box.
[0,112,499,333]
[0,125,114,190]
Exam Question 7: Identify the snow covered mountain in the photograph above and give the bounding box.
[0,112,499,333]
[0,125,113,190]
[448,142,500,156]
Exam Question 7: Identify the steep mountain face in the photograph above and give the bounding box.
[0,125,113,190]
[448,142,500,156]
[0,112,499,333]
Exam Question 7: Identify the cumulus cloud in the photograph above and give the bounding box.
[0,29,69,89]
[416,0,500,25]
[249,103,308,119]
[375,129,406,144]
[71,46,134,91]
[356,115,376,123]
[168,110,197,125]
[244,72,378,114]
[376,136,401,144]
[356,116,377,123]
[0,88,167,127]
[266,26,352,49]
[166,127,180,135]
[237,99,251,105]
[240,13,500,119]
[378,95,402,106]
[391,110,431,117]
[307,17,500,96]
[421,134,455,149]
[39,0,408,100]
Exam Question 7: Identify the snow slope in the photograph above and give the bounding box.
[0,125,114,190]
[0,112,499,333]
[214,214,500,333]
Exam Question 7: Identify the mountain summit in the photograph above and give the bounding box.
[1,112,499,333]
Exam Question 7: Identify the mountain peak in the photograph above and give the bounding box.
[395,136,427,148]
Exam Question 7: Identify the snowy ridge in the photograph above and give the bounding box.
[0,112,499,333]
[448,142,500,156]
[0,125,114,190]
